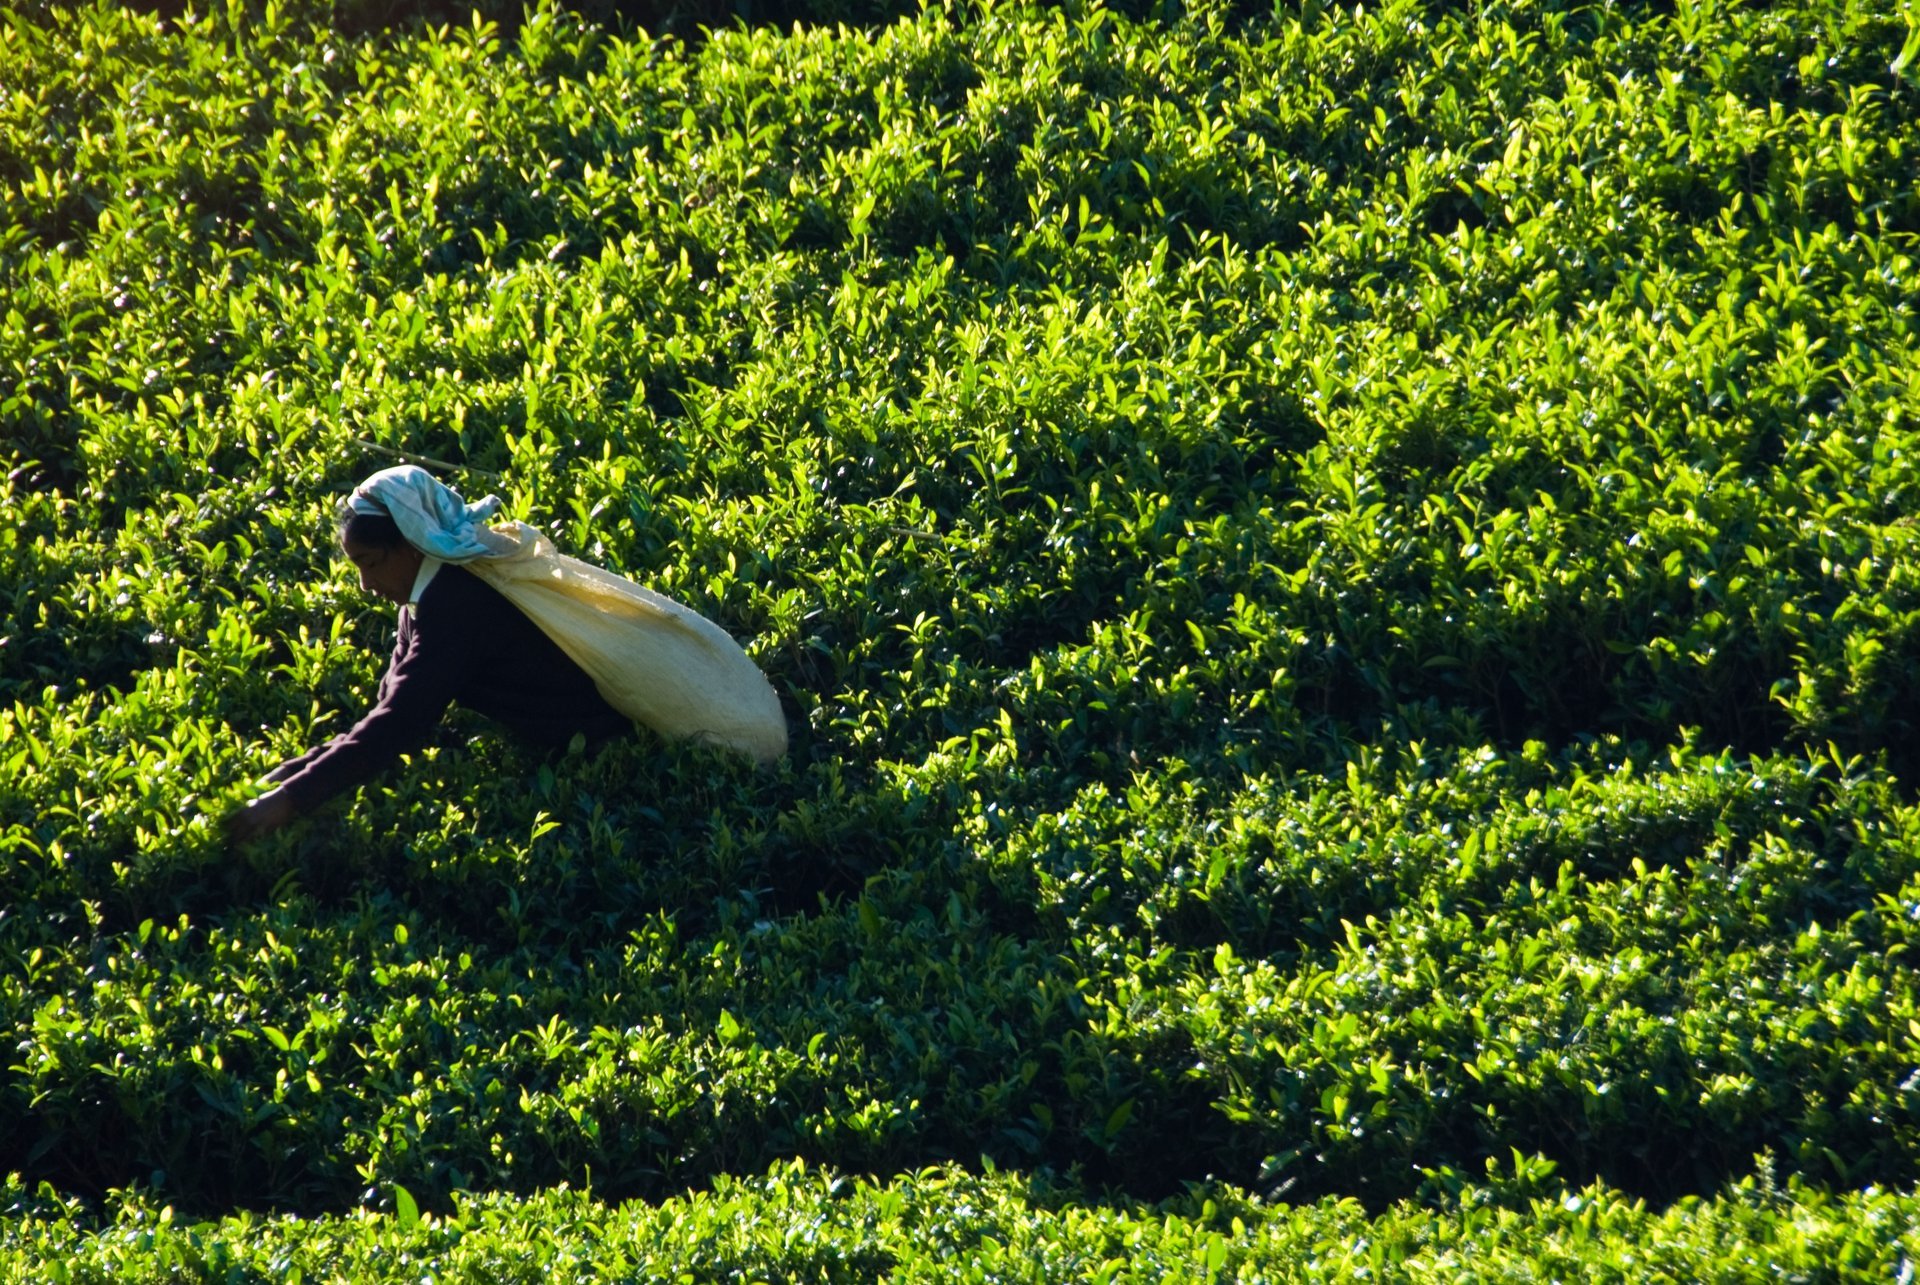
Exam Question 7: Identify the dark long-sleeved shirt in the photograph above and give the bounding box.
[269,563,632,814]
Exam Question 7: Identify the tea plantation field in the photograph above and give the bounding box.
[5,0,1920,1276]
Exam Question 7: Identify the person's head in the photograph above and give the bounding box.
[336,503,424,605]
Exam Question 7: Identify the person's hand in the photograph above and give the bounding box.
[226,789,297,846]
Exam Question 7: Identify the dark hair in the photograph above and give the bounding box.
[335,501,408,551]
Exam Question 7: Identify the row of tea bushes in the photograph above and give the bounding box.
[8,719,1916,1208]
[5,1160,1916,1282]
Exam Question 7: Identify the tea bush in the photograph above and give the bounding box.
[5,1161,1919,1282]
[4,0,1919,1275]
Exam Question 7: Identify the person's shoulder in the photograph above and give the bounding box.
[416,562,508,616]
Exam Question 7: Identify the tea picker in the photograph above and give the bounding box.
[225,465,786,843]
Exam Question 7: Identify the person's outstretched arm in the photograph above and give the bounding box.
[227,603,475,843]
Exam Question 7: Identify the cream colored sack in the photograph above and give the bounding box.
[467,521,787,765]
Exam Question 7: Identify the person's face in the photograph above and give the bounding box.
[341,534,423,605]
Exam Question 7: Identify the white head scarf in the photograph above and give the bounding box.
[347,464,518,563]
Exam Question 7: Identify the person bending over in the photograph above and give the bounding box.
[226,500,632,843]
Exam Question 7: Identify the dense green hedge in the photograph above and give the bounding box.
[7,1162,1919,1282]
[4,0,1919,1273]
